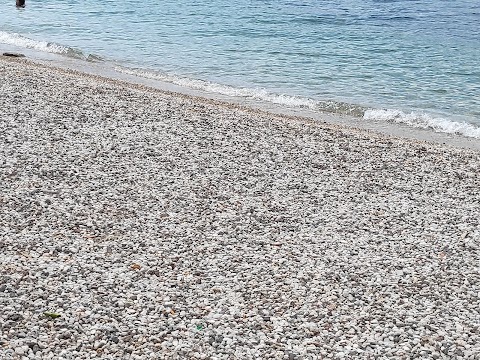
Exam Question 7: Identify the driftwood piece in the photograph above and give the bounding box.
[2,52,26,58]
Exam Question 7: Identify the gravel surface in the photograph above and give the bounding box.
[1,57,480,359]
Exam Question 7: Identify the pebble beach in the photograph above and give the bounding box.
[1,56,479,359]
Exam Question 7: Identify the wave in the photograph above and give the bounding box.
[0,31,68,54]
[116,66,317,105]
[0,31,102,61]
[115,66,369,116]
[364,109,480,139]
[118,66,480,139]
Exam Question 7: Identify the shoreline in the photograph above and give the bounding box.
[1,45,480,151]
[1,55,480,359]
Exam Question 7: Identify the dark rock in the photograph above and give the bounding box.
[3,52,26,58]
[215,335,224,344]
[7,313,23,321]
[110,336,119,344]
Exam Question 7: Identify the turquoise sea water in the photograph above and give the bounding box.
[1,0,479,138]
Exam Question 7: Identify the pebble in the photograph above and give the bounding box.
[0,57,479,359]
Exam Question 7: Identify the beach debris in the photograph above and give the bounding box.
[2,52,25,58]
[130,263,142,270]
[43,312,61,319]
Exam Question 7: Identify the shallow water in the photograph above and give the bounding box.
[1,0,479,137]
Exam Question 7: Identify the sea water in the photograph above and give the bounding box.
[1,0,479,138]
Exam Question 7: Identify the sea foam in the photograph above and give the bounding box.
[115,66,318,109]
[119,66,480,139]
[0,31,101,61]
[364,109,480,139]
[0,31,68,54]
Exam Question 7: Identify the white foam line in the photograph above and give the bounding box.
[115,66,318,110]
[364,109,480,139]
[0,31,68,55]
